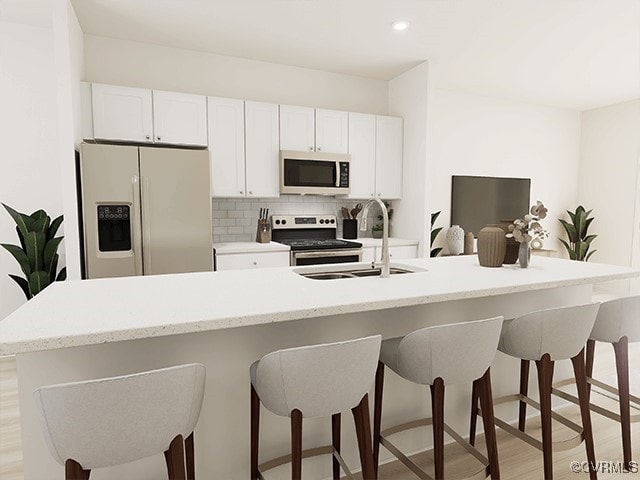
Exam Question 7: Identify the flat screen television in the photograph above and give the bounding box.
[451,175,531,237]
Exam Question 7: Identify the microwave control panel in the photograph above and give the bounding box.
[339,162,349,188]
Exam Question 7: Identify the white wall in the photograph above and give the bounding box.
[0,20,62,319]
[83,35,388,115]
[426,89,582,254]
[578,99,640,294]
[388,62,429,255]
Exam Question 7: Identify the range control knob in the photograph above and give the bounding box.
[275,219,281,225]
[330,219,335,224]
[319,219,325,224]
[282,219,287,225]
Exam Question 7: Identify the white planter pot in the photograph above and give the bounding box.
[446,225,465,255]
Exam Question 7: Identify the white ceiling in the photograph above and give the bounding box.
[71,0,640,110]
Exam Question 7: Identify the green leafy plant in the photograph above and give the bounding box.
[1,204,66,300]
[372,201,394,231]
[430,211,443,257]
[371,224,383,232]
[559,205,596,261]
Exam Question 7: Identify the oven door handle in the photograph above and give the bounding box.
[293,249,362,259]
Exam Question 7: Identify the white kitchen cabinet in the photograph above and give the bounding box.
[315,109,348,153]
[215,251,289,271]
[361,246,376,263]
[387,244,418,260]
[347,113,377,199]
[208,97,246,197]
[280,105,315,152]
[80,82,94,141]
[245,101,280,198]
[92,84,153,143]
[153,90,207,146]
[375,115,403,200]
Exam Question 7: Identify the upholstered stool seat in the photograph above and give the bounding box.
[250,335,381,480]
[374,317,504,480]
[553,295,640,472]
[471,304,600,480]
[34,363,206,480]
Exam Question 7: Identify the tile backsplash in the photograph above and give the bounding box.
[212,196,387,243]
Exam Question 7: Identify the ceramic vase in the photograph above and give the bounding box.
[477,224,506,267]
[499,219,519,264]
[464,232,474,255]
[446,225,464,255]
[519,241,531,268]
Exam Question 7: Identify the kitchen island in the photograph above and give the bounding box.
[2,256,637,479]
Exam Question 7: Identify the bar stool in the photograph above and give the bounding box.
[553,295,640,471]
[471,304,600,480]
[34,363,206,480]
[250,335,381,480]
[373,317,504,480]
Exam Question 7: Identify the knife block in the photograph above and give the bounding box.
[256,220,271,243]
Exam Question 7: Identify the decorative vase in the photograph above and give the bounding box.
[464,232,474,255]
[518,241,531,268]
[372,229,383,239]
[477,224,506,267]
[499,219,519,264]
[445,225,464,255]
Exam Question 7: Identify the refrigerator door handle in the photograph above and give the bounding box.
[141,175,152,274]
[131,175,144,276]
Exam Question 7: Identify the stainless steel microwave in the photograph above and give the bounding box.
[280,150,351,195]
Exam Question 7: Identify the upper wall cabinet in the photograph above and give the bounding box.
[92,84,154,143]
[279,105,348,154]
[90,84,207,146]
[375,115,403,200]
[153,90,207,146]
[208,97,246,197]
[347,112,377,199]
[245,101,280,198]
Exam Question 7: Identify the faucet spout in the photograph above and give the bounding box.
[359,198,390,278]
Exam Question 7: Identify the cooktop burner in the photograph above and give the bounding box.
[280,238,362,251]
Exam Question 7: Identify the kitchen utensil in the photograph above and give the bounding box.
[341,207,350,219]
[350,203,362,220]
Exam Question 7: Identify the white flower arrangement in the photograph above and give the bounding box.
[507,201,550,244]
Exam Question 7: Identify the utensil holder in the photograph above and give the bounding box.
[256,220,271,243]
[343,219,358,239]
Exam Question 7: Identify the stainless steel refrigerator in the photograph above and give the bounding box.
[79,143,213,279]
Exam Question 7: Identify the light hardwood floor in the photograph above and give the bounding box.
[0,345,637,480]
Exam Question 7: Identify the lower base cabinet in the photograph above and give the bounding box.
[362,243,419,263]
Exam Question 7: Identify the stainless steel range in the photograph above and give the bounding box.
[271,214,362,266]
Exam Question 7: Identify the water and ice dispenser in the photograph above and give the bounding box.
[97,205,131,252]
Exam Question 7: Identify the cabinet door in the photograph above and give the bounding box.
[216,252,290,271]
[245,101,280,198]
[347,113,376,199]
[387,244,418,260]
[208,97,246,197]
[375,115,403,199]
[315,109,348,153]
[92,84,153,143]
[361,246,376,263]
[153,90,207,146]
[279,105,315,152]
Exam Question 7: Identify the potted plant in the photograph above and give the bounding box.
[559,205,596,261]
[430,211,444,257]
[1,204,66,299]
[371,202,393,238]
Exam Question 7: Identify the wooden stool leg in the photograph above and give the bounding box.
[535,355,554,480]
[185,432,195,480]
[613,337,632,471]
[65,459,90,480]
[251,385,260,480]
[469,380,479,446]
[373,361,385,474]
[352,394,376,480]
[332,413,341,479]
[291,409,303,480]
[431,378,445,480]
[572,348,597,480]
[477,369,501,480]
[585,339,596,399]
[164,434,186,480]
[518,359,530,432]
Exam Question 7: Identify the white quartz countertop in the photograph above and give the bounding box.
[213,241,290,254]
[346,237,419,247]
[1,256,637,355]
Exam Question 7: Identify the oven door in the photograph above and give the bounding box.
[291,249,362,266]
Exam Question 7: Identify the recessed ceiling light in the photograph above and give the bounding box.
[391,21,409,32]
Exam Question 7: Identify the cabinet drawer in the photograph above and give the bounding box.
[215,252,290,271]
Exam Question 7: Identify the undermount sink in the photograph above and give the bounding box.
[298,266,418,280]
